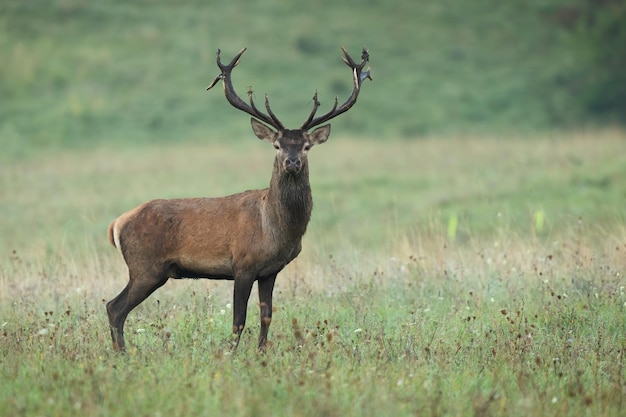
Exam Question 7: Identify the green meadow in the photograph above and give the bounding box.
[2,130,626,417]
[2,0,626,416]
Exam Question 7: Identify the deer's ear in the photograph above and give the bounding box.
[251,118,276,142]
[309,124,331,145]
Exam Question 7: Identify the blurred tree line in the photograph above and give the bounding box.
[559,0,625,124]
[0,0,624,158]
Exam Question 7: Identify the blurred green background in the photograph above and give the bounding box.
[2,0,624,158]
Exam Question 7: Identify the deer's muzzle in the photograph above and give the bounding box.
[284,157,302,173]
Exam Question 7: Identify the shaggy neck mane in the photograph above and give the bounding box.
[267,161,313,239]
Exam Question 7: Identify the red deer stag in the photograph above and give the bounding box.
[106,47,371,351]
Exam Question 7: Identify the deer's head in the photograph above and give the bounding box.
[207,47,371,176]
[251,120,329,175]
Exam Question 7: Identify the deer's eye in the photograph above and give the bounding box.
[273,143,280,150]
[303,144,311,151]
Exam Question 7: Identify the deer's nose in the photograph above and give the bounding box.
[285,157,302,172]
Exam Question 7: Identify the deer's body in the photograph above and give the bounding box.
[106,47,370,352]
[108,170,310,281]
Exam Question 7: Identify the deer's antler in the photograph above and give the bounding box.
[207,48,285,130]
[300,47,372,131]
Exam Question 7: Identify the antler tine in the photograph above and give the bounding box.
[221,47,246,70]
[264,95,285,130]
[300,91,321,129]
[207,48,284,130]
[244,89,285,130]
[300,46,372,131]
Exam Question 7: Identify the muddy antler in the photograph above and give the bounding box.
[207,48,285,130]
[300,47,372,131]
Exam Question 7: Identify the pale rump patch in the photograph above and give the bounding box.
[112,220,123,256]
[108,205,142,257]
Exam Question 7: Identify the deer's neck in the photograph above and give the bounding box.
[266,163,313,239]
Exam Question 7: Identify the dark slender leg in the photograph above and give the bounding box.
[258,273,277,350]
[232,275,255,348]
[106,285,130,351]
[106,272,167,352]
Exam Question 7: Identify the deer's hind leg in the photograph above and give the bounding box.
[107,268,168,352]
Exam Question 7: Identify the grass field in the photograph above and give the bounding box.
[1,129,625,416]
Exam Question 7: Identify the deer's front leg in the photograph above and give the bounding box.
[258,273,277,350]
[232,275,255,348]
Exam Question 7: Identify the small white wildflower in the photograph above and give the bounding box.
[220,309,226,315]
[551,397,558,404]
[423,307,431,313]
[38,328,49,336]
[490,297,495,303]
[226,303,232,310]
[354,328,363,333]
[135,328,146,334]
[397,379,404,387]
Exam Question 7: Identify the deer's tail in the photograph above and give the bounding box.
[107,219,118,248]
